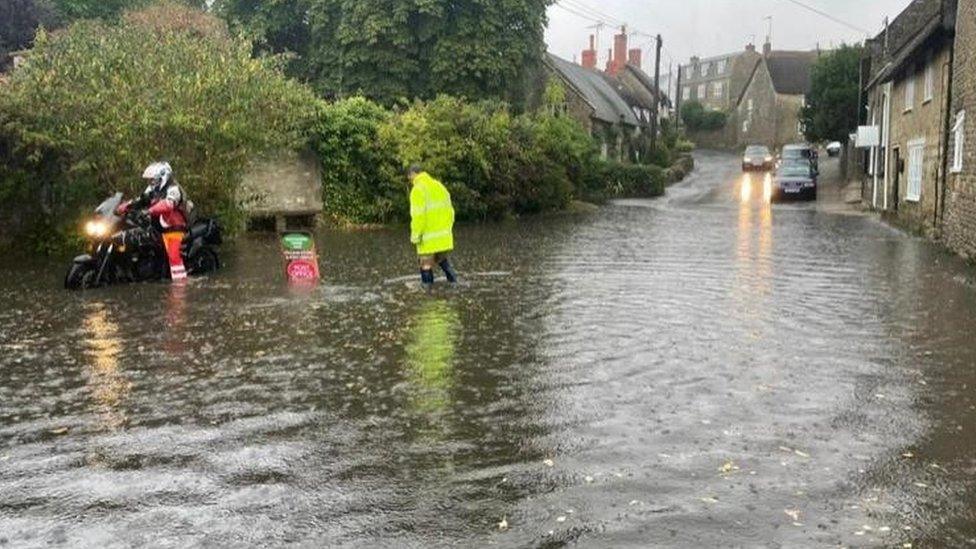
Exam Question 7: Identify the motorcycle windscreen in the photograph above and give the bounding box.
[95,192,124,222]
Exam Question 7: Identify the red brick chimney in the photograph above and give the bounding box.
[628,48,642,69]
[581,34,597,69]
[608,26,628,75]
[605,48,614,72]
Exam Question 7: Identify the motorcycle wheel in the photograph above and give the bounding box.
[65,263,97,290]
[188,249,220,275]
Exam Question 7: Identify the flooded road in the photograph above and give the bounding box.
[2,151,976,547]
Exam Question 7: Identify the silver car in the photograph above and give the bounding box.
[742,145,774,171]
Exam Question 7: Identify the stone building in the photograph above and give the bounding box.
[544,53,642,161]
[942,0,975,257]
[680,45,763,112]
[242,150,323,232]
[734,50,818,150]
[860,0,957,236]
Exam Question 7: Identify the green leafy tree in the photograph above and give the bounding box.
[801,44,863,144]
[215,0,553,105]
[680,100,727,131]
[0,2,320,239]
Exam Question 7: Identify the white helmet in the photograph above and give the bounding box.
[142,162,173,192]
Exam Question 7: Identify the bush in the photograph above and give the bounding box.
[314,95,601,225]
[680,100,727,131]
[0,2,320,243]
[598,161,666,198]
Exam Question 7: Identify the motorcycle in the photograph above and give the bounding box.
[64,192,222,290]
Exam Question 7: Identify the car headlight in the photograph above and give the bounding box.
[765,156,773,162]
[85,220,110,238]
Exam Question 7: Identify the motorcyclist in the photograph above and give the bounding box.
[117,162,188,281]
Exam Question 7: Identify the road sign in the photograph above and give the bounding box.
[281,231,320,283]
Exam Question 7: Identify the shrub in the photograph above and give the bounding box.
[314,95,600,225]
[0,2,320,242]
[599,161,666,198]
[681,100,727,131]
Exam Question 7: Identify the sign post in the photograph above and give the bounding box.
[281,231,320,283]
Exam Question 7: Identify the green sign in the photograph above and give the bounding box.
[281,232,314,252]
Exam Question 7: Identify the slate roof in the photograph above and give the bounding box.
[864,0,956,88]
[766,52,818,95]
[546,53,640,127]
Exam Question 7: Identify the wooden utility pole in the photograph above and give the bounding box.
[675,64,683,132]
[650,34,663,153]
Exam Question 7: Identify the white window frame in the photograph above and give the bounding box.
[705,62,713,76]
[682,86,691,101]
[713,81,724,99]
[924,53,934,103]
[953,110,966,173]
[717,59,726,74]
[906,138,925,202]
[904,65,915,112]
[697,84,706,100]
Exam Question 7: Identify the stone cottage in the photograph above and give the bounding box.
[942,0,975,256]
[734,50,819,150]
[860,0,957,235]
[544,53,642,161]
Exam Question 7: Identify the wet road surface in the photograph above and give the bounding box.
[1,151,975,547]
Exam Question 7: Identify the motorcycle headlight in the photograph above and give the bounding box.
[85,220,110,238]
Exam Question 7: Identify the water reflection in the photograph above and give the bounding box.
[164,283,187,355]
[82,303,130,430]
[404,299,461,417]
[740,173,753,203]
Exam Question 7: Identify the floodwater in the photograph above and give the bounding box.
[1,151,975,547]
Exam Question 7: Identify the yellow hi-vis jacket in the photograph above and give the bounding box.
[410,172,455,256]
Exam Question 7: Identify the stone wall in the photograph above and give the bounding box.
[943,0,976,258]
[886,45,953,236]
[735,61,779,149]
[775,93,806,148]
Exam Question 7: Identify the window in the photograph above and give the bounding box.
[683,86,691,101]
[705,62,712,76]
[953,111,966,173]
[904,66,915,112]
[717,59,726,74]
[697,84,706,99]
[924,53,934,103]
[713,81,724,98]
[906,138,925,202]
[697,64,703,77]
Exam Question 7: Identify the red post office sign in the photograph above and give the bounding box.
[281,231,321,283]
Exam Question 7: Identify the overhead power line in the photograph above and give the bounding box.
[780,0,872,36]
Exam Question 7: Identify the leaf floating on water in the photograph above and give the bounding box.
[50,427,68,435]
[700,497,719,504]
[497,517,508,531]
[584,475,594,483]
[794,450,810,458]
[913,482,928,488]
[556,516,567,523]
[878,526,891,532]
[902,452,915,458]
[543,459,554,468]
[784,509,801,522]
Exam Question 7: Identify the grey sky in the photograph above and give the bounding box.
[545,0,914,75]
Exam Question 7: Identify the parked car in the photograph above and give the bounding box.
[826,141,842,157]
[772,160,817,201]
[781,143,819,175]
[742,145,774,171]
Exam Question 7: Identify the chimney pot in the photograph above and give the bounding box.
[628,48,642,69]
[763,41,772,56]
[746,43,756,53]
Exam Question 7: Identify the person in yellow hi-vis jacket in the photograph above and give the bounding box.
[408,165,460,290]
